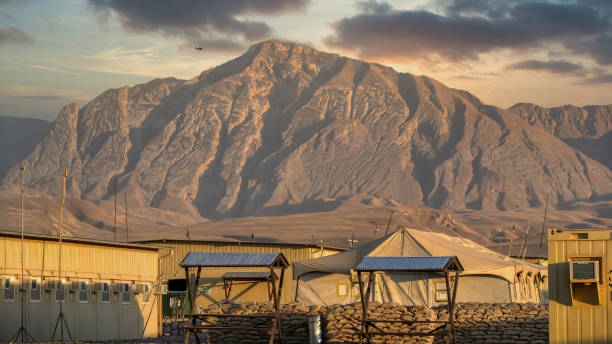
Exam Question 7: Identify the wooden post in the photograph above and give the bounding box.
[357,271,367,344]
[195,267,202,312]
[269,267,278,344]
[451,271,460,344]
[277,268,285,344]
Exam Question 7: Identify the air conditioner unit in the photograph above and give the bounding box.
[570,260,600,283]
[43,280,59,292]
[153,284,168,295]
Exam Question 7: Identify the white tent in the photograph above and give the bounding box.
[293,228,547,306]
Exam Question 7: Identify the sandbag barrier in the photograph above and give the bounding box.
[161,301,548,344]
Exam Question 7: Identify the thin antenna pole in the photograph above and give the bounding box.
[125,192,129,242]
[52,169,72,341]
[507,225,516,256]
[520,220,531,260]
[20,163,24,331]
[384,211,394,235]
[114,176,117,241]
[371,223,378,240]
[10,161,34,344]
[539,193,550,248]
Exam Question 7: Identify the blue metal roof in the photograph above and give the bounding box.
[221,271,273,279]
[355,256,463,272]
[180,252,288,268]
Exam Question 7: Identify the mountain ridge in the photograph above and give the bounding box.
[3,40,611,220]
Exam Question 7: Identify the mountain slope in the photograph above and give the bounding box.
[508,103,612,170]
[4,40,612,219]
[0,116,51,179]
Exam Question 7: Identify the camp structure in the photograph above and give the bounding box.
[293,228,547,306]
[0,230,162,342]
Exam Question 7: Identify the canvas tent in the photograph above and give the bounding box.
[293,228,547,307]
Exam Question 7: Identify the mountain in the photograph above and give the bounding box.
[0,116,51,180]
[508,103,612,170]
[3,40,612,221]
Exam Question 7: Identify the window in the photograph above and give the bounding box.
[122,283,131,304]
[336,282,348,297]
[434,281,448,302]
[142,284,150,304]
[30,278,41,302]
[351,283,360,297]
[3,278,15,302]
[55,281,66,303]
[78,281,88,303]
[100,282,110,304]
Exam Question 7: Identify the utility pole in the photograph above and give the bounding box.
[384,211,394,235]
[519,220,531,260]
[507,225,516,256]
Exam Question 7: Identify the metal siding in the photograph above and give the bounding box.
[549,229,611,344]
[0,235,159,342]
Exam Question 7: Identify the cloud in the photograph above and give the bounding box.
[88,0,309,52]
[17,63,83,76]
[0,27,34,46]
[576,73,612,84]
[20,95,67,100]
[568,34,612,65]
[505,59,587,75]
[325,1,611,64]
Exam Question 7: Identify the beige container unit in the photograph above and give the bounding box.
[548,228,612,344]
[139,239,343,307]
[0,231,161,342]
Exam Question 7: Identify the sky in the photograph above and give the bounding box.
[1,0,611,122]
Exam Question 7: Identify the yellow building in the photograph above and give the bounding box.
[137,238,343,314]
[0,230,161,342]
[548,228,612,344]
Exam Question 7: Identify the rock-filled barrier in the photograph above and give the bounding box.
[162,301,548,344]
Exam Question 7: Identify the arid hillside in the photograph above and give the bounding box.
[4,40,611,223]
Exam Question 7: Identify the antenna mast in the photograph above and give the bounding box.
[539,193,550,248]
[114,176,117,241]
[52,169,72,341]
[125,192,129,242]
[384,211,394,235]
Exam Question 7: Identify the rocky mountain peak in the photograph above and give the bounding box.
[3,41,611,220]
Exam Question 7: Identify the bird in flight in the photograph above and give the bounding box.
[195,47,204,51]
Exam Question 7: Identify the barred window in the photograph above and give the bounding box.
[55,281,66,303]
[30,278,41,302]
[3,278,15,302]
[78,281,88,303]
[100,282,110,304]
[122,283,131,304]
[142,284,150,304]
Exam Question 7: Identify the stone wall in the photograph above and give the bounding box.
[162,301,548,344]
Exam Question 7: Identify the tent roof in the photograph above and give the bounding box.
[293,228,545,281]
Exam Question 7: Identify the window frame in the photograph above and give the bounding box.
[121,282,131,304]
[100,281,111,304]
[30,277,41,303]
[78,281,89,304]
[3,277,16,303]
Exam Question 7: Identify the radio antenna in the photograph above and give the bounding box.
[52,169,72,341]
[539,193,550,248]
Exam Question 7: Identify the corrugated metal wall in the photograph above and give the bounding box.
[0,235,159,342]
[548,229,612,344]
[151,241,342,306]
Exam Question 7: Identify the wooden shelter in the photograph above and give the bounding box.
[354,256,463,344]
[180,252,289,344]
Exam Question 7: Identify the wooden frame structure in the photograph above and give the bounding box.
[180,252,289,344]
[221,271,277,301]
[354,256,463,344]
